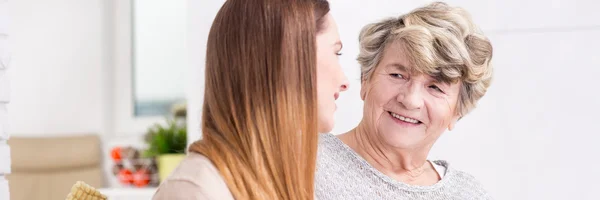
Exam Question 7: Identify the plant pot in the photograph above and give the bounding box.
[157,153,186,181]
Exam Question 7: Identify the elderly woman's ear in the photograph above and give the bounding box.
[448,115,461,131]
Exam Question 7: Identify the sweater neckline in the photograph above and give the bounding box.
[322,133,455,192]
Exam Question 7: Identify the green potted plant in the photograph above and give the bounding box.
[144,102,188,181]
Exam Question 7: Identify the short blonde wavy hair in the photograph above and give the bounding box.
[357,2,493,117]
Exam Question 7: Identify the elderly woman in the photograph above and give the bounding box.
[316,2,493,199]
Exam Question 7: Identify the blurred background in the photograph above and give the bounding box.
[1,0,600,199]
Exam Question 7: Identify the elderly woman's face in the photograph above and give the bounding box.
[361,42,461,149]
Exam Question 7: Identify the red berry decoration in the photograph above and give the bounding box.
[117,169,133,185]
[110,146,122,162]
[132,169,150,188]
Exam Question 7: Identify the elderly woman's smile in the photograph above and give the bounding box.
[388,111,422,125]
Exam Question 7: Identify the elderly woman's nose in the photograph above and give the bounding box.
[396,86,424,110]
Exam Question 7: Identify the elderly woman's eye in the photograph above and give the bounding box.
[390,74,404,79]
[429,85,445,93]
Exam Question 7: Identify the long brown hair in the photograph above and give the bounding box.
[189,0,330,199]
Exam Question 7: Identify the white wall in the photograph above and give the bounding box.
[7,0,119,191]
[441,29,600,199]
[188,0,600,199]
[7,0,111,137]
[0,0,11,198]
[133,0,187,102]
[186,0,225,145]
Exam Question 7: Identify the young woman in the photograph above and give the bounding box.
[152,0,349,199]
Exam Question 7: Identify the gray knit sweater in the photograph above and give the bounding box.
[315,133,492,200]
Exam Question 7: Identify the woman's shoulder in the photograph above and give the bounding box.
[152,152,234,200]
[317,133,348,160]
[318,133,336,146]
[318,133,345,150]
[437,161,480,183]
[167,152,222,180]
[435,160,492,199]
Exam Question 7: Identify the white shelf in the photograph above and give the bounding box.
[98,187,157,200]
